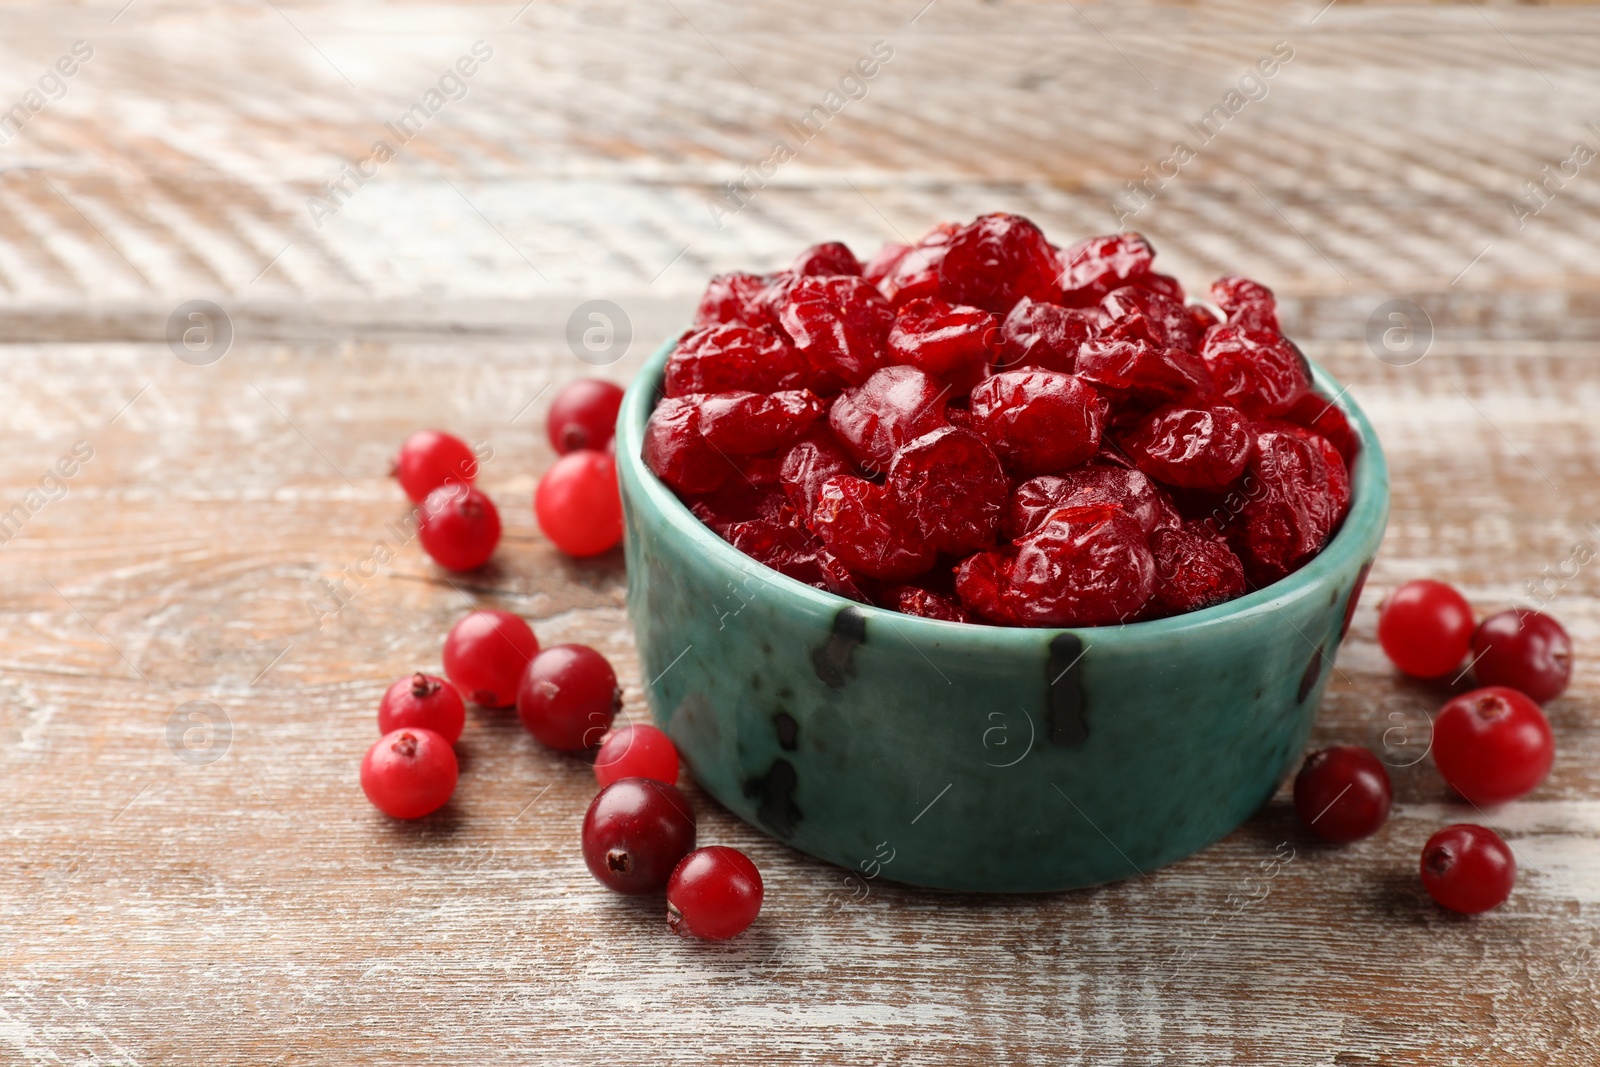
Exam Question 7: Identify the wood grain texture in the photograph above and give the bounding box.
[0,2,1598,1065]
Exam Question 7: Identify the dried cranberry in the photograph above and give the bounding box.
[1200,325,1311,417]
[1211,275,1279,332]
[1148,523,1247,617]
[696,390,823,454]
[1074,339,1213,407]
[958,505,1155,626]
[664,324,811,397]
[997,297,1098,373]
[1187,303,1220,332]
[689,480,790,535]
[967,370,1106,476]
[695,271,773,328]
[791,241,860,277]
[862,242,911,286]
[1007,465,1171,539]
[1101,286,1202,353]
[775,275,894,386]
[886,427,1007,555]
[1124,272,1187,304]
[778,431,857,521]
[887,297,999,390]
[811,475,934,581]
[885,584,971,623]
[879,224,959,307]
[1283,392,1359,468]
[938,213,1061,313]
[1118,405,1253,489]
[1229,424,1349,585]
[1057,233,1155,306]
[828,366,949,470]
[644,397,731,494]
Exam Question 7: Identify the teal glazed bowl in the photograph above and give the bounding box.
[616,341,1389,892]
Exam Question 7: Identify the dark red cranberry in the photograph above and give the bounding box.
[884,583,972,622]
[887,297,998,390]
[996,297,1098,373]
[1293,746,1392,842]
[516,644,621,752]
[1007,465,1171,539]
[778,431,857,520]
[1075,339,1213,406]
[966,369,1106,476]
[774,275,894,385]
[791,241,861,277]
[1056,233,1155,305]
[1211,275,1279,333]
[1376,579,1475,678]
[938,212,1061,313]
[827,366,949,470]
[1421,824,1515,914]
[1283,391,1359,468]
[695,390,823,454]
[1147,523,1247,616]
[886,426,1007,555]
[1433,686,1555,806]
[811,475,935,581]
[1471,610,1573,704]
[664,324,811,397]
[1100,285,1202,353]
[546,379,625,454]
[643,397,733,494]
[581,779,697,894]
[1118,405,1252,489]
[1200,325,1311,417]
[1228,424,1349,586]
[694,271,772,328]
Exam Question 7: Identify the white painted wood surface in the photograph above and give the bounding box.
[1,2,1597,1064]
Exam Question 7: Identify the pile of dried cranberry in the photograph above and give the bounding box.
[644,213,1355,626]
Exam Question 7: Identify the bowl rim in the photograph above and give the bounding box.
[616,334,1390,649]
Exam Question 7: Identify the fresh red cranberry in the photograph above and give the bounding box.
[1007,465,1171,539]
[667,846,764,940]
[996,297,1098,372]
[791,241,860,277]
[958,505,1155,626]
[1200,325,1311,417]
[418,484,501,571]
[378,673,466,745]
[546,379,624,455]
[1433,686,1555,806]
[1056,233,1155,305]
[582,778,697,894]
[442,610,539,708]
[938,212,1061,313]
[1119,405,1252,490]
[393,430,477,504]
[1471,610,1573,704]
[886,427,1007,555]
[1101,285,1202,353]
[1376,579,1475,678]
[1148,523,1247,617]
[1421,824,1515,914]
[862,242,911,286]
[516,644,621,752]
[1211,275,1279,332]
[1293,746,1392,842]
[774,275,894,385]
[644,396,733,495]
[694,271,772,328]
[1074,339,1213,406]
[694,390,823,454]
[535,450,623,557]
[1228,424,1349,586]
[1282,391,1359,467]
[812,475,934,581]
[885,583,972,622]
[779,431,857,520]
[594,723,681,788]
[360,728,458,819]
[827,366,949,470]
[887,297,998,390]
[966,369,1106,476]
[665,325,810,397]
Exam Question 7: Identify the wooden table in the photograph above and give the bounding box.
[2,1,1597,1063]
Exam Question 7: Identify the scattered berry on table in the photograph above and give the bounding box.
[582,778,698,894]
[667,846,764,940]
[516,644,621,752]
[547,379,624,455]
[393,430,477,504]
[535,450,624,557]
[442,610,539,708]
[378,673,466,745]
[418,483,501,571]
[1432,686,1555,806]
[1470,609,1573,704]
[360,728,458,819]
[594,724,681,788]
[1292,745,1393,842]
[1420,824,1515,914]
[1376,579,1475,678]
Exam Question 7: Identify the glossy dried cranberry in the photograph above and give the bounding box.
[779,431,857,521]
[997,297,1098,373]
[828,366,949,471]
[696,390,822,454]
[938,213,1061,313]
[775,275,894,386]
[1075,339,1213,406]
[811,475,935,581]
[878,223,959,307]
[689,480,790,535]
[887,297,999,390]
[1125,272,1187,304]
[1200,325,1311,417]
[643,397,731,494]
[1057,233,1155,306]
[1119,405,1253,489]
[862,242,911,286]
[1211,275,1279,332]
[1007,465,1172,539]
[1229,424,1349,585]
[1101,285,1202,353]
[791,241,861,277]
[967,370,1105,476]
[958,505,1155,626]
[664,324,810,397]
[885,584,971,623]
[1283,392,1359,468]
[886,427,1007,555]
[1148,523,1248,617]
[695,271,773,328]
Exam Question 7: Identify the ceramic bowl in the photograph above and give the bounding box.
[615,340,1389,892]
